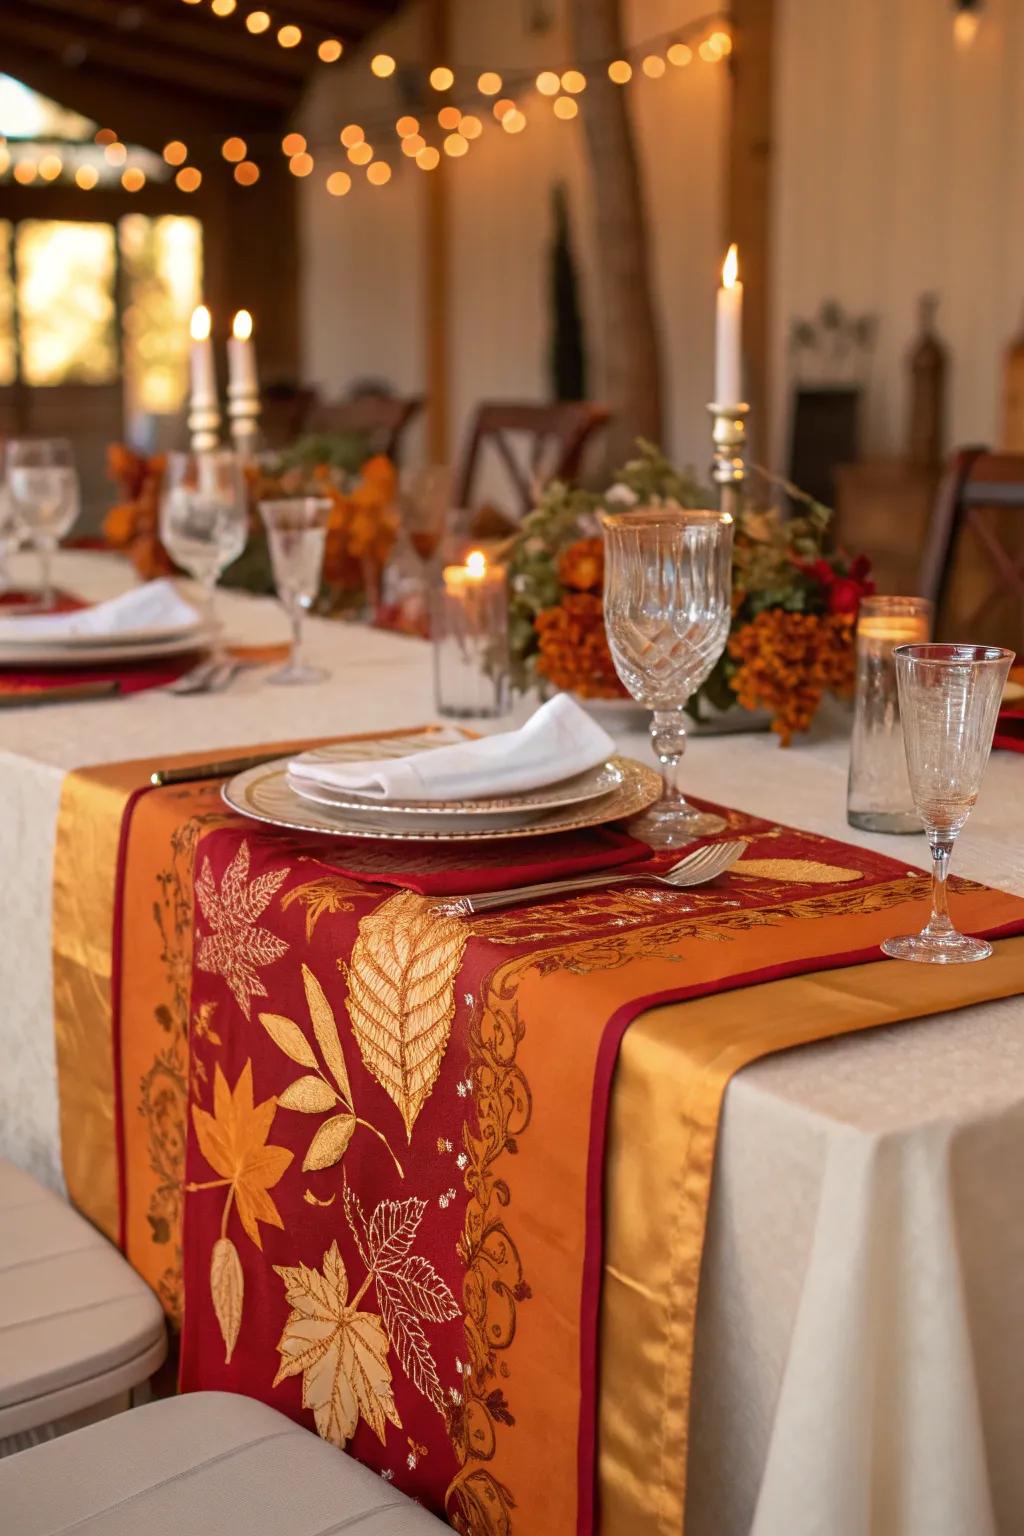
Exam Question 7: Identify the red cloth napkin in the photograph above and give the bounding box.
[0,588,83,613]
[0,653,202,698]
[304,824,654,895]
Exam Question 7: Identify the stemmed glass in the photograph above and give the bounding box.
[882,643,1014,964]
[160,450,248,655]
[259,497,332,685]
[5,438,80,607]
[601,507,734,846]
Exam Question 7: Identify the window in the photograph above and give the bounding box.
[15,220,118,386]
[121,214,203,416]
[0,222,14,386]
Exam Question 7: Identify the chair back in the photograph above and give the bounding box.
[454,400,610,521]
[920,448,1024,646]
[259,385,319,449]
[308,395,423,462]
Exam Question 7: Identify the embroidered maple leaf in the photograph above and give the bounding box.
[273,1240,402,1447]
[191,1060,293,1249]
[195,840,290,1017]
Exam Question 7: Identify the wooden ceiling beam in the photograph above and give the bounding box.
[269,0,401,35]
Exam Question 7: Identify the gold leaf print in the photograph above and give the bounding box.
[345,891,467,1142]
[281,875,368,941]
[302,963,352,1104]
[210,1236,243,1363]
[189,1061,293,1251]
[273,1240,402,1448]
[259,1011,319,1070]
[277,1075,339,1114]
[735,858,863,885]
[304,1112,357,1171]
[195,841,290,1018]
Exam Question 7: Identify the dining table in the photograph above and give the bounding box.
[2,547,1023,1536]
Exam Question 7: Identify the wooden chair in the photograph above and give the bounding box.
[259,384,319,449]
[454,400,611,521]
[308,394,424,461]
[919,447,1024,647]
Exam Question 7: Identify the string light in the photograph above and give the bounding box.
[536,70,560,96]
[401,134,425,156]
[608,59,632,83]
[502,109,526,134]
[221,136,247,162]
[430,66,454,90]
[443,132,468,157]
[561,69,586,93]
[477,71,502,95]
[438,105,462,130]
[282,131,306,155]
[318,39,342,63]
[460,114,482,140]
[122,166,145,191]
[395,115,419,137]
[416,145,440,170]
[94,128,117,145]
[493,97,515,121]
[163,141,188,165]
[366,161,392,185]
[953,0,981,47]
[39,154,63,180]
[176,166,201,191]
[245,10,270,32]
[289,151,313,176]
[75,164,98,189]
[553,96,578,120]
[642,54,667,77]
[211,0,236,15]
[234,160,260,184]
[710,29,732,53]
[667,42,692,66]
[340,124,364,147]
[698,37,724,61]
[13,161,37,184]
[277,23,301,47]
[326,170,351,196]
[348,142,373,165]
[371,53,396,78]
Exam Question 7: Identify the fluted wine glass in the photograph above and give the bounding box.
[5,438,79,606]
[602,507,734,846]
[259,497,332,684]
[882,643,1014,964]
[160,450,248,655]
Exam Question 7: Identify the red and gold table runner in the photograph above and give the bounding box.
[53,744,1024,1535]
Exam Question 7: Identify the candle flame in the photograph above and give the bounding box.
[232,308,253,341]
[953,7,980,47]
[465,549,487,577]
[190,304,211,341]
[722,243,739,289]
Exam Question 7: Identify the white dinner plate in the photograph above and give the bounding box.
[224,750,660,842]
[0,619,206,650]
[0,627,216,668]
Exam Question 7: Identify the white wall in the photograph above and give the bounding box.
[297,0,727,476]
[772,0,1024,467]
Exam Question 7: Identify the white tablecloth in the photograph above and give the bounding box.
[2,551,1022,1535]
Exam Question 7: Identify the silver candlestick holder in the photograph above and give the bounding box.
[707,401,750,519]
[227,383,261,460]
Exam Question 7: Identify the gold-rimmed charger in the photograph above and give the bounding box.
[223,748,661,842]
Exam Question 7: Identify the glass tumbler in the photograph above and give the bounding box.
[847,596,933,833]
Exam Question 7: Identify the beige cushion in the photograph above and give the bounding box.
[0,1391,449,1533]
[0,1159,166,1437]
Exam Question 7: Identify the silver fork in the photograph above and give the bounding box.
[434,840,746,916]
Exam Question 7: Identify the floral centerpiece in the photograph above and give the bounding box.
[506,441,874,745]
[104,438,400,614]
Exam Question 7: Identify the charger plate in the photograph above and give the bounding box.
[224,749,660,841]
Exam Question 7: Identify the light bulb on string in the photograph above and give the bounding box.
[401,134,425,156]
[667,43,692,66]
[536,70,560,96]
[326,170,351,196]
[608,59,632,83]
[642,55,666,78]
[438,105,462,130]
[340,124,364,148]
[561,69,586,93]
[318,39,342,62]
[460,114,482,140]
[416,145,440,170]
[953,0,982,48]
[371,53,396,78]
[246,10,270,33]
[396,115,419,138]
[477,71,502,95]
[234,160,260,185]
[282,132,306,155]
[430,66,454,90]
[553,96,578,120]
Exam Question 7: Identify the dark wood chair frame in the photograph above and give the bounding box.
[919,447,1024,627]
[453,400,611,519]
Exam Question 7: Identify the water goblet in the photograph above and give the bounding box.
[881,642,1014,964]
[5,438,79,607]
[259,497,332,685]
[160,450,248,654]
[601,507,734,846]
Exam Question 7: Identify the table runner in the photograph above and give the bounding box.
[53,747,1024,1535]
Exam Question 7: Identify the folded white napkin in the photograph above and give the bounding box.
[289,694,617,803]
[0,579,202,642]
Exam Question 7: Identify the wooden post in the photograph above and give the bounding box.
[726,0,774,464]
[424,0,450,463]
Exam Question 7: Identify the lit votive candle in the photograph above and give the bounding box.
[432,549,509,718]
[847,596,934,833]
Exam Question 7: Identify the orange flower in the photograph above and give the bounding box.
[728,608,855,745]
[535,591,628,699]
[557,537,604,593]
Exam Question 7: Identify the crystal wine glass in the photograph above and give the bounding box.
[160,450,248,654]
[259,497,332,685]
[882,642,1014,964]
[601,507,734,846]
[5,438,80,607]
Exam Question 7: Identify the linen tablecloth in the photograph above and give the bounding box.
[3,550,1024,1534]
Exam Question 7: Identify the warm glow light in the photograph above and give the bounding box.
[347,141,373,165]
[465,550,487,577]
[667,42,692,66]
[438,105,462,130]
[699,38,723,62]
[176,166,202,192]
[222,136,247,162]
[163,140,188,165]
[211,0,236,15]
[277,23,301,47]
[371,53,396,77]
[710,30,733,54]
[954,7,981,47]
[75,164,99,189]
[340,123,364,147]
[246,9,270,32]
[326,170,351,196]
[318,39,342,62]
[39,153,63,180]
[642,55,667,78]
[234,160,260,184]
[722,243,739,288]
[366,160,392,185]
[401,133,425,156]
[232,308,253,341]
[502,109,526,134]
[289,152,314,176]
[444,132,468,157]
[430,66,454,90]
[396,114,419,137]
[190,305,212,341]
[121,166,145,191]
[608,59,632,83]
[460,113,482,140]
[282,131,306,155]
[95,127,117,145]
[477,70,502,95]
[561,69,586,93]
[536,70,560,96]
[553,95,578,120]
[416,145,440,170]
[13,160,37,184]
[104,141,127,165]
[493,97,516,121]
